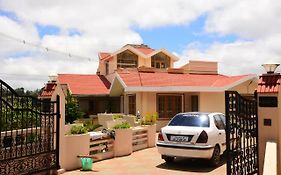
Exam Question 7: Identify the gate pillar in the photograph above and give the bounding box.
[257,63,281,175]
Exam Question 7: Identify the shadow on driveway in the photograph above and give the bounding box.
[156,156,226,173]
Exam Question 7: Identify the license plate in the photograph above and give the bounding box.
[170,136,189,142]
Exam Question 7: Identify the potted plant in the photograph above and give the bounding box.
[113,122,133,157]
[142,112,158,147]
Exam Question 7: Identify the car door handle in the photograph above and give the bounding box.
[218,133,222,135]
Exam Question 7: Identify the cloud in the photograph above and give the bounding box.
[176,0,281,76]
[177,36,281,75]
[205,0,281,39]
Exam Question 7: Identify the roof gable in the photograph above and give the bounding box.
[99,44,179,62]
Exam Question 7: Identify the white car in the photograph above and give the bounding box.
[157,112,226,166]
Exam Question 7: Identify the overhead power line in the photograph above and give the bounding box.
[0,32,97,62]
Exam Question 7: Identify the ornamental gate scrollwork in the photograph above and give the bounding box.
[0,79,60,175]
[225,91,259,175]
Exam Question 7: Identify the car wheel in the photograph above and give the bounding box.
[162,155,174,163]
[210,145,220,166]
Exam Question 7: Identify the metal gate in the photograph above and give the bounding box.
[225,91,259,175]
[0,79,60,175]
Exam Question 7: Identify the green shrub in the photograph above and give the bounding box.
[70,125,87,134]
[65,91,84,124]
[85,123,102,132]
[26,133,39,143]
[142,112,158,125]
[112,114,124,120]
[113,122,131,129]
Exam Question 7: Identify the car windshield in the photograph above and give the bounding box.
[168,114,210,127]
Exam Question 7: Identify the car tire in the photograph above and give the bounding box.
[162,155,174,163]
[210,145,220,166]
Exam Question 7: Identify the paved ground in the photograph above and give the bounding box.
[64,147,226,175]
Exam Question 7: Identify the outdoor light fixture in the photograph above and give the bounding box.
[262,63,280,74]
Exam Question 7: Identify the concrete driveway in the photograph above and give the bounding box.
[64,147,226,175]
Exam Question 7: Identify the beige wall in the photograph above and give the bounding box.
[258,93,280,175]
[98,61,106,75]
[136,92,157,116]
[105,72,117,83]
[138,56,151,67]
[199,92,225,113]
[230,79,257,94]
[109,56,117,75]
[279,89,281,175]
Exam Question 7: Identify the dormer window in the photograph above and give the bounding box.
[117,50,138,68]
[151,52,170,68]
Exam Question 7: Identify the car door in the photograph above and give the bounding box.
[213,114,226,151]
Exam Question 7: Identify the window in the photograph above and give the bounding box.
[151,52,170,68]
[105,61,109,75]
[213,115,225,130]
[168,114,210,127]
[157,94,182,118]
[191,95,198,112]
[128,95,136,115]
[117,50,138,68]
[220,114,226,126]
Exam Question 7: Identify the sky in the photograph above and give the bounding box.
[0,0,281,90]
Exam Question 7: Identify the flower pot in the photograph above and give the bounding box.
[113,128,133,157]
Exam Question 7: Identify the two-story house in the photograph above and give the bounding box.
[40,44,257,129]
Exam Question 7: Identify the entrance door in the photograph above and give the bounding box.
[157,94,182,119]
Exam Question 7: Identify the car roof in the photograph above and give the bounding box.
[176,112,223,116]
[176,112,210,116]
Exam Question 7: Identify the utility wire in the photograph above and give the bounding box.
[0,31,129,66]
[0,31,97,62]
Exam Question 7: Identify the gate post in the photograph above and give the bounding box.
[56,95,61,169]
[50,83,66,171]
[257,63,280,175]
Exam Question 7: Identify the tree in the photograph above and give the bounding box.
[65,90,84,124]
[14,87,41,97]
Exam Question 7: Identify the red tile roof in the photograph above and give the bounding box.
[117,71,249,87]
[257,74,280,93]
[40,83,57,97]
[58,74,111,95]
[99,52,112,61]
[134,47,155,55]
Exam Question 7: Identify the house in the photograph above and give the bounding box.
[40,44,257,129]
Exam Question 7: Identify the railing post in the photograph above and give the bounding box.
[56,95,61,169]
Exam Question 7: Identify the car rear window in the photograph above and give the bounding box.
[168,114,210,127]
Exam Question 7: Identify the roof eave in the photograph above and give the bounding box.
[224,74,258,90]
[124,86,224,93]
[73,93,110,97]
